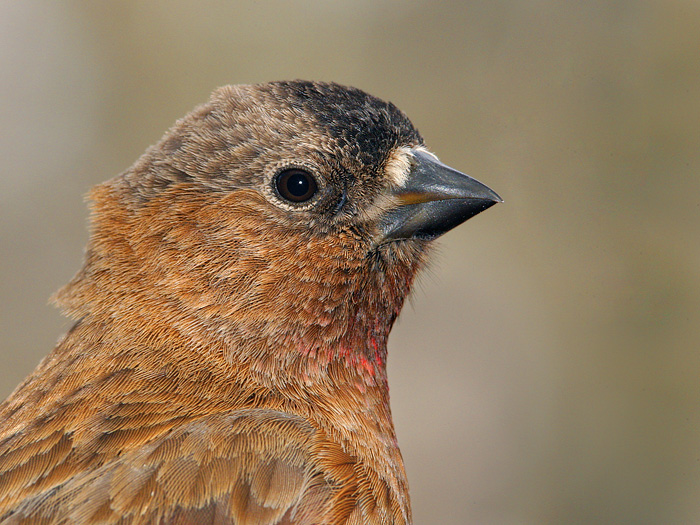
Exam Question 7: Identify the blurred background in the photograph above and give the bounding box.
[1,1,699,523]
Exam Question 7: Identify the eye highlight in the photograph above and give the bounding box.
[275,168,318,203]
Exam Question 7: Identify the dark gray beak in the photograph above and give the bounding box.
[376,149,502,243]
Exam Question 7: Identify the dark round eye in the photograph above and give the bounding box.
[275,168,318,203]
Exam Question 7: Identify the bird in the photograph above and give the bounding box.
[0,80,500,524]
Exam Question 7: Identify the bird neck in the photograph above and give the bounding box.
[47,180,421,516]
[54,180,426,392]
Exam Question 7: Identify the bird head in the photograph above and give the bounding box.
[56,81,500,387]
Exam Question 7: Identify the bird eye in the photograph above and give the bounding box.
[275,168,318,203]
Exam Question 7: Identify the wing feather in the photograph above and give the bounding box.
[0,410,359,524]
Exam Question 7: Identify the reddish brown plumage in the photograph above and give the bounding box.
[0,81,499,524]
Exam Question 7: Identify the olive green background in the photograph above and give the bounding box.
[2,2,699,523]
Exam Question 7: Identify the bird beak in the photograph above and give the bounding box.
[376,149,502,243]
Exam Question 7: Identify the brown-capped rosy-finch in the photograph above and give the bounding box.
[0,81,500,524]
